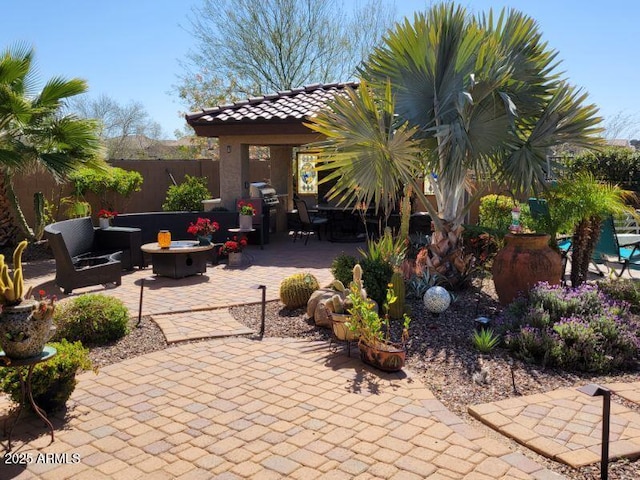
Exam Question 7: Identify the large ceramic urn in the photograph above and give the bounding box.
[0,299,55,359]
[491,233,562,305]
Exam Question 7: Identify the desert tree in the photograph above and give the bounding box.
[176,0,396,110]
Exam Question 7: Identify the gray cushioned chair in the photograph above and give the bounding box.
[44,218,123,294]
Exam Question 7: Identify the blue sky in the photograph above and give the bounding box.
[1,1,638,138]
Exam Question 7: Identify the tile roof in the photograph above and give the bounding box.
[185,82,358,125]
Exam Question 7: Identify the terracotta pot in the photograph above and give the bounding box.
[358,340,406,372]
[331,313,358,341]
[492,233,562,305]
[0,300,55,359]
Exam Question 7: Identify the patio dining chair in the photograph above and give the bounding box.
[293,198,329,245]
[591,215,640,277]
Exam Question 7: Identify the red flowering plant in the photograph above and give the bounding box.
[33,289,56,322]
[97,209,118,220]
[237,200,256,216]
[187,218,220,237]
[219,236,248,255]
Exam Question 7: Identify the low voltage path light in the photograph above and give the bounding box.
[251,284,267,338]
[137,276,157,327]
[577,384,611,480]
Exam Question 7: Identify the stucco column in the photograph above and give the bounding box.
[270,146,293,231]
[219,137,250,211]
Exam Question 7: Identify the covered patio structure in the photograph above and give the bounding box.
[185,82,356,232]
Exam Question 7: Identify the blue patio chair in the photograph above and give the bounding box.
[592,215,640,277]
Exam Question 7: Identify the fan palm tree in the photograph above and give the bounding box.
[307,3,602,286]
[0,44,104,246]
[552,174,634,286]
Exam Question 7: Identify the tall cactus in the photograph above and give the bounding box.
[388,270,406,320]
[0,240,29,305]
[33,192,46,241]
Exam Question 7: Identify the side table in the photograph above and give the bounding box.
[228,227,263,250]
[1,346,57,450]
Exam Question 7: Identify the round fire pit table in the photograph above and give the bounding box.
[141,241,213,278]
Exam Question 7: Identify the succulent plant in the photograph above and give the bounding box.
[0,240,31,306]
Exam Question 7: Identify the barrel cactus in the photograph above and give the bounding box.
[279,273,319,309]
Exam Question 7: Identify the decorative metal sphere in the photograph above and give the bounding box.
[423,286,451,313]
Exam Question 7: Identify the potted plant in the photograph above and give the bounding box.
[0,241,56,359]
[219,236,248,266]
[97,209,117,229]
[327,294,359,343]
[237,200,256,231]
[346,265,411,372]
[187,217,220,245]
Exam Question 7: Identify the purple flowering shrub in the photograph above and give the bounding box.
[597,279,640,314]
[498,282,640,372]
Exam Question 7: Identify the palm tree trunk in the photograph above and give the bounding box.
[570,215,600,287]
[418,219,472,289]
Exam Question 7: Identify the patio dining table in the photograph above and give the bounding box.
[315,204,370,242]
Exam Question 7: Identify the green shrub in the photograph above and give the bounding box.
[331,254,358,286]
[478,195,532,236]
[68,166,143,211]
[360,257,393,307]
[53,294,130,345]
[566,146,640,195]
[499,282,640,372]
[162,175,211,212]
[0,340,93,412]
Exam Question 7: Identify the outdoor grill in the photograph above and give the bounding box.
[249,182,279,206]
[248,182,279,243]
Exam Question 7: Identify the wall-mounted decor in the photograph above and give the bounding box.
[297,153,318,194]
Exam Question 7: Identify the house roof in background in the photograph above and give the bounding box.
[185,82,357,136]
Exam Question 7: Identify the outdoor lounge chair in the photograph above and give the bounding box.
[591,215,640,277]
[44,218,123,293]
[293,198,329,245]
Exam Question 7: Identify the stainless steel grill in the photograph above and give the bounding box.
[249,182,279,206]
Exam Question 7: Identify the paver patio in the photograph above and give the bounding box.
[3,338,562,479]
[2,233,638,477]
[469,388,640,468]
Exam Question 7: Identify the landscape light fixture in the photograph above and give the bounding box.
[137,276,157,327]
[251,284,267,338]
[473,316,491,331]
[577,384,611,480]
